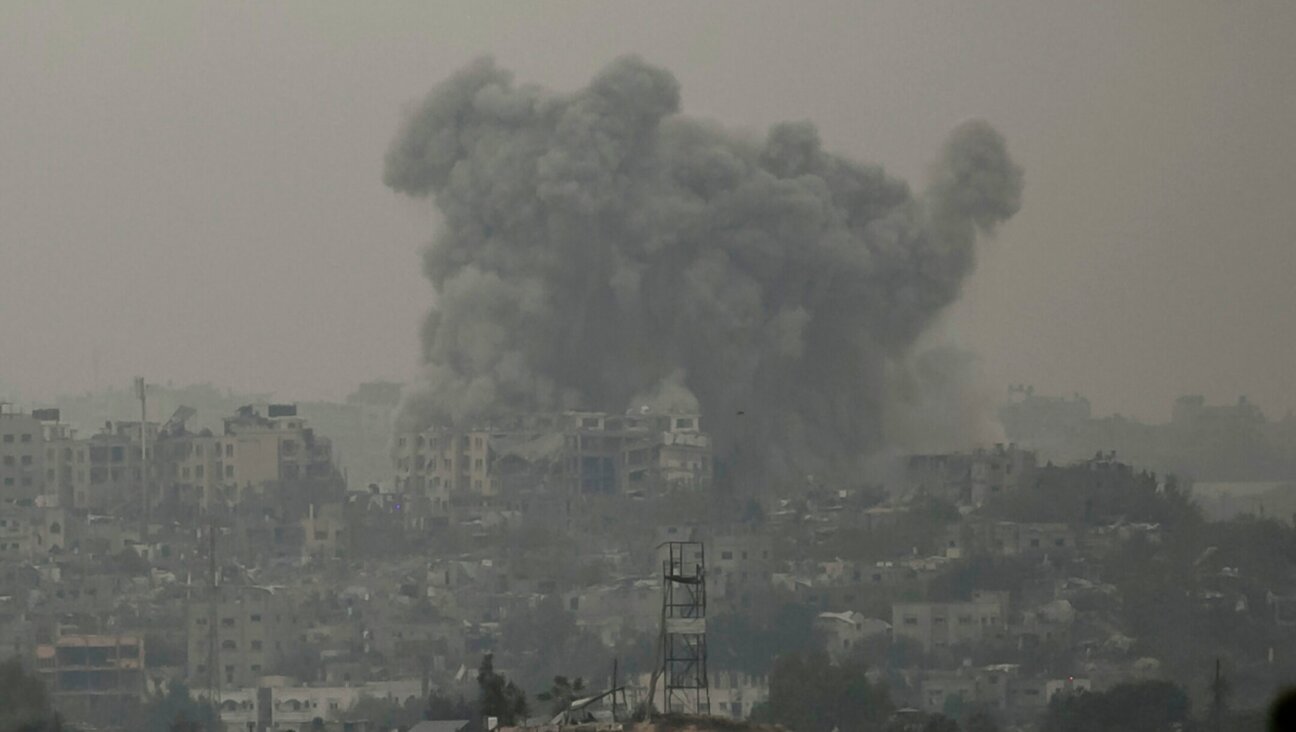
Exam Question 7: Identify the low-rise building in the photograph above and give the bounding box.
[815,611,890,662]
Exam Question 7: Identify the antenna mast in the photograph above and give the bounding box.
[206,521,221,706]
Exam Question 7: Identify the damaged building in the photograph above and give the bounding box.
[393,409,711,504]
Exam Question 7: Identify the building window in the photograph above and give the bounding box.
[721,551,733,560]
[222,640,237,650]
[225,444,234,458]
[250,614,262,623]
[20,434,31,443]
[1,435,11,443]
[251,641,262,651]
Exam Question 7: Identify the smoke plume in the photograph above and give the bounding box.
[385,56,1023,488]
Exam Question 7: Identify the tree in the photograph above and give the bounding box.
[922,715,959,732]
[964,707,999,732]
[499,596,609,691]
[753,650,893,732]
[132,681,218,732]
[477,655,528,726]
[1043,681,1190,732]
[341,696,422,730]
[0,657,70,732]
[425,691,475,721]
[536,676,586,716]
[709,602,819,675]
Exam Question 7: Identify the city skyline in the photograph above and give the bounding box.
[2,3,1293,422]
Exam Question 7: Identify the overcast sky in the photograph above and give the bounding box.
[1,2,1292,421]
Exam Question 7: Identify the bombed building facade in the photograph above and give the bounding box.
[393,408,711,504]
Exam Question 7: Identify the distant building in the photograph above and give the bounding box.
[892,591,1010,653]
[944,520,1077,560]
[215,678,424,731]
[393,409,712,501]
[36,632,146,725]
[222,404,338,496]
[187,585,301,689]
[904,444,1036,506]
[815,611,891,662]
[0,405,46,505]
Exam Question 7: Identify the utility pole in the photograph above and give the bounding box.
[1209,657,1228,732]
[135,377,149,543]
[207,521,221,708]
[611,657,619,722]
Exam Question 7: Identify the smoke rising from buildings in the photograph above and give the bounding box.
[384,56,1023,486]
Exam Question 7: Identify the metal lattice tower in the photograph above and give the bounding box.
[657,541,709,716]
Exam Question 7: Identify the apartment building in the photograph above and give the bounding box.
[222,404,337,495]
[187,585,301,689]
[904,444,1036,506]
[0,406,45,504]
[892,591,1011,653]
[393,409,712,499]
[36,633,146,725]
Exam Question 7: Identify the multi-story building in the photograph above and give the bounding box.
[35,633,146,725]
[708,529,774,612]
[904,444,1036,506]
[1,405,142,513]
[0,505,67,561]
[393,409,712,500]
[892,591,1011,653]
[944,520,1077,560]
[82,420,155,513]
[222,404,338,500]
[187,585,301,689]
[0,405,45,505]
[35,409,85,509]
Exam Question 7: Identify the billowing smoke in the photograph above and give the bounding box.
[385,56,1022,489]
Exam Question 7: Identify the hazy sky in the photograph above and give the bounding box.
[1,2,1292,422]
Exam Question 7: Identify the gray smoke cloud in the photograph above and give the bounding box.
[385,56,1023,488]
